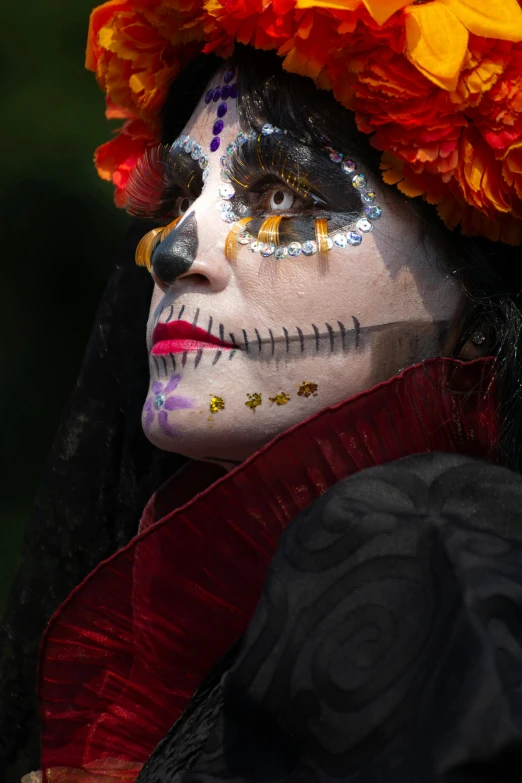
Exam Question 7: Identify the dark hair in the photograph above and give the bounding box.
[163,45,522,471]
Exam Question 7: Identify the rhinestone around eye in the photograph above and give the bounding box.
[236,131,248,145]
[191,143,202,160]
[347,231,363,245]
[220,155,228,168]
[202,168,210,182]
[176,134,188,148]
[223,211,239,223]
[329,150,343,163]
[226,142,236,155]
[198,154,209,169]
[183,137,195,153]
[361,190,377,203]
[217,199,232,212]
[356,218,373,232]
[352,174,367,189]
[238,230,253,244]
[288,242,302,256]
[261,123,275,135]
[341,160,357,174]
[333,232,348,248]
[250,240,263,252]
[302,240,317,256]
[260,242,275,256]
[275,246,289,260]
[220,169,232,182]
[365,205,382,219]
[219,183,235,200]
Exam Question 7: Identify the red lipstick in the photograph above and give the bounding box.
[151,320,237,355]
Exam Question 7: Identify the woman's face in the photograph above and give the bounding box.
[142,68,460,467]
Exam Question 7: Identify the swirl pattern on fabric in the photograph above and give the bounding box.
[138,452,522,782]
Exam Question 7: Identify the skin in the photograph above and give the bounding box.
[142,69,465,467]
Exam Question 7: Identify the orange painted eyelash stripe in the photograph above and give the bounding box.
[135,216,182,271]
[258,215,283,246]
[315,218,329,253]
[225,217,253,262]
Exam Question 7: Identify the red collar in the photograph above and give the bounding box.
[38,358,498,778]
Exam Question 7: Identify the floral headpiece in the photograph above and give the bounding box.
[87,0,522,244]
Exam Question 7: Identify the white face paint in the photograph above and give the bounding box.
[141,69,461,468]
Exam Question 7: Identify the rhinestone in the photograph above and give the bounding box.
[191,143,202,160]
[183,137,194,153]
[217,102,228,119]
[356,218,373,233]
[176,134,188,148]
[224,68,235,84]
[223,211,239,223]
[210,137,220,152]
[352,173,367,189]
[250,240,263,252]
[333,232,348,248]
[261,123,274,135]
[275,245,289,260]
[221,84,231,100]
[216,199,232,212]
[260,242,275,257]
[204,89,213,105]
[198,154,209,169]
[302,240,317,256]
[329,150,343,163]
[229,83,238,99]
[361,189,377,204]
[341,159,357,174]
[220,169,232,182]
[212,119,224,136]
[219,183,235,200]
[212,87,221,101]
[236,131,248,146]
[238,231,253,244]
[365,205,382,220]
[220,155,228,168]
[472,332,486,345]
[153,393,165,410]
[324,236,334,250]
[226,142,236,155]
[347,231,363,245]
[202,168,210,182]
[288,242,302,257]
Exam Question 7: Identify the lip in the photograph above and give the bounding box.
[151,320,238,355]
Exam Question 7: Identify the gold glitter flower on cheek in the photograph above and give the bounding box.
[245,392,263,410]
[269,392,291,406]
[209,395,225,413]
[297,381,318,398]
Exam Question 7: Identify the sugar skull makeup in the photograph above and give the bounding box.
[137,66,461,464]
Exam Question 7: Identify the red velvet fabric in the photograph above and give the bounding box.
[38,358,498,781]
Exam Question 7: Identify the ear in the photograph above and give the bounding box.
[456,328,492,360]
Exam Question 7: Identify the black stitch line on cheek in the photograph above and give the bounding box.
[255,328,262,353]
[283,327,289,353]
[219,323,225,342]
[208,316,213,335]
[352,316,360,348]
[312,324,320,352]
[326,323,334,352]
[229,349,236,360]
[213,350,222,365]
[338,321,346,350]
[193,308,200,328]
[229,332,239,348]
[297,327,305,353]
[178,304,185,320]
[170,354,176,372]
[242,329,249,352]
[269,328,275,356]
[195,349,203,368]
[153,356,160,375]
[182,351,187,368]
[166,305,174,323]
[161,356,168,376]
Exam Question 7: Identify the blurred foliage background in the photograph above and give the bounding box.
[1,1,129,615]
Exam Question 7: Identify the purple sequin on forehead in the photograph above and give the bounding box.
[208,68,236,153]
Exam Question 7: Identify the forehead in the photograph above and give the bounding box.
[183,67,241,152]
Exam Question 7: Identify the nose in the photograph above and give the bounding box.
[151,212,198,286]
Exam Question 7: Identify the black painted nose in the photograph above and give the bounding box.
[151,212,198,285]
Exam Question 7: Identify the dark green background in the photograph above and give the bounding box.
[1,2,129,615]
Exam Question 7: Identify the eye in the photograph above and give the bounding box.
[175,196,194,216]
[267,187,295,212]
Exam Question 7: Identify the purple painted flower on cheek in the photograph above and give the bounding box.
[143,374,194,438]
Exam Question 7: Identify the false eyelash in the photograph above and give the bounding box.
[126,143,203,219]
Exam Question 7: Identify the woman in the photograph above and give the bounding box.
[3,1,522,780]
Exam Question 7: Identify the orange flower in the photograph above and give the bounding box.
[95,118,157,206]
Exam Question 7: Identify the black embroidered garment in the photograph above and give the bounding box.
[138,453,522,783]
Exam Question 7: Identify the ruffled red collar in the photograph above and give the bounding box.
[38,358,498,780]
